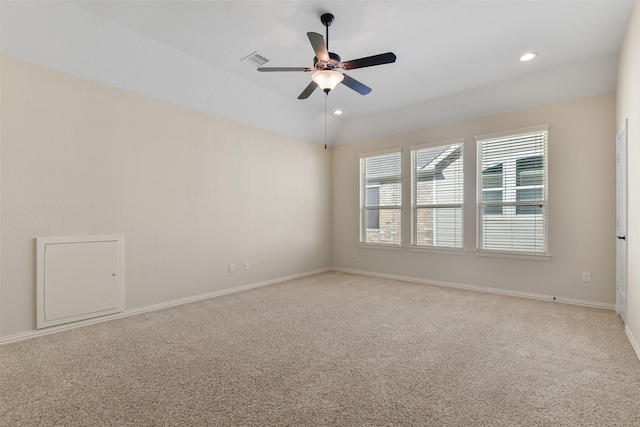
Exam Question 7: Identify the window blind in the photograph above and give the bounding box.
[476,127,548,253]
[359,149,402,245]
[411,142,464,249]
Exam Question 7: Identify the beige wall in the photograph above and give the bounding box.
[0,56,331,337]
[332,93,617,305]
[617,0,640,352]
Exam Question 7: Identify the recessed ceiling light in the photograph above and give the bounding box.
[520,52,537,62]
[334,110,343,115]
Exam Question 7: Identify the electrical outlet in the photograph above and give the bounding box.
[353,251,357,258]
[582,272,591,282]
[244,262,250,271]
[229,264,235,273]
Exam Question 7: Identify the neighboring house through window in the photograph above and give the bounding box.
[365,185,380,229]
[516,156,544,215]
[482,163,504,216]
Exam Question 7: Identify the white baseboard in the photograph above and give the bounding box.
[626,325,640,362]
[331,267,616,310]
[0,268,331,345]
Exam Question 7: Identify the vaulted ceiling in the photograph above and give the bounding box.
[1,1,634,144]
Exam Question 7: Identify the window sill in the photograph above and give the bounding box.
[409,246,467,256]
[474,250,551,261]
[358,243,404,251]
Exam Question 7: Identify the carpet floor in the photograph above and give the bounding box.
[1,271,639,426]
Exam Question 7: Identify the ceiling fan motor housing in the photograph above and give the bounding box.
[315,52,341,70]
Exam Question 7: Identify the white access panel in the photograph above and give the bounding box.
[37,235,124,329]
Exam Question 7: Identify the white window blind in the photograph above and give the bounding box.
[411,141,464,249]
[359,149,402,246]
[476,126,548,254]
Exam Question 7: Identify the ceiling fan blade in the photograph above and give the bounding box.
[341,74,372,95]
[342,52,397,70]
[307,32,329,61]
[257,67,313,72]
[298,81,319,99]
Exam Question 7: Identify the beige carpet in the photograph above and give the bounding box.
[1,271,639,426]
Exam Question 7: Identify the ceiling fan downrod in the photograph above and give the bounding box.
[320,13,333,51]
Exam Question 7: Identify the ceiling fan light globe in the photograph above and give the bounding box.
[312,70,344,92]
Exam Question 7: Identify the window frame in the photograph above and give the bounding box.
[359,148,403,248]
[475,125,550,260]
[410,138,465,252]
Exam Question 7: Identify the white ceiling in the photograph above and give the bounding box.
[2,1,634,144]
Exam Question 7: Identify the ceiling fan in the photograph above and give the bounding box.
[257,13,397,99]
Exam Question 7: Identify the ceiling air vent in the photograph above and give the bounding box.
[241,51,269,67]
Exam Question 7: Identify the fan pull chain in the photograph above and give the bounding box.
[324,93,327,150]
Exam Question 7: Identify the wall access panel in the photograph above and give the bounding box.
[36,235,124,329]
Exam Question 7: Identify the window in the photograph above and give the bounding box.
[359,149,402,246]
[476,126,548,254]
[411,140,464,249]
